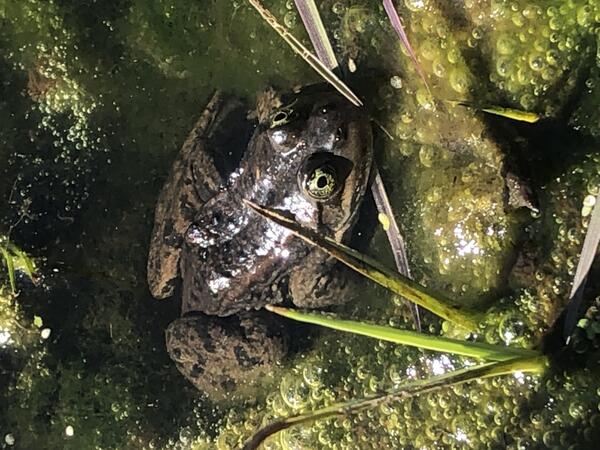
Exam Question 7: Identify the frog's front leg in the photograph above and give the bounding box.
[165,311,287,401]
[147,92,243,299]
[289,250,357,309]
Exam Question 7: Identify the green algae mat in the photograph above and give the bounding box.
[1,1,600,449]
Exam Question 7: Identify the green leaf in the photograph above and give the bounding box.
[33,315,43,328]
[267,305,540,361]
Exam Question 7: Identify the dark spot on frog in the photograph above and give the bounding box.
[220,377,237,392]
[190,363,204,378]
[148,86,373,401]
[234,345,261,368]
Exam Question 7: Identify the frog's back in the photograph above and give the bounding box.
[180,188,310,316]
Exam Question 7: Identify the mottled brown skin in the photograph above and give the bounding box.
[148,86,372,400]
[147,92,240,299]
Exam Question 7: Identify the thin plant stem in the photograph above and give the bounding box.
[248,0,362,106]
[294,0,339,70]
[242,355,547,449]
[564,187,600,341]
[371,165,421,330]
[382,0,430,93]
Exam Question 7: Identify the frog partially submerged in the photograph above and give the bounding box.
[147,85,372,400]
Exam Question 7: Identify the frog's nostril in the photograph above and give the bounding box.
[335,126,346,143]
[319,103,336,115]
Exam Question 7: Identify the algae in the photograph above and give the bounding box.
[1,0,599,449]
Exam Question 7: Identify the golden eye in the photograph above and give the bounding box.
[298,152,353,202]
[306,166,337,200]
[270,109,290,128]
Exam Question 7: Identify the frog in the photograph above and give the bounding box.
[147,84,373,400]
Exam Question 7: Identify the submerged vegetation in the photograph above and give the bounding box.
[0,0,599,449]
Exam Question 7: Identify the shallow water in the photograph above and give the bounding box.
[1,0,600,449]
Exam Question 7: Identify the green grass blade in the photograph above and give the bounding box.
[245,200,483,330]
[242,355,547,449]
[267,305,540,361]
[446,100,541,123]
[1,246,16,293]
[247,0,363,106]
[479,106,540,122]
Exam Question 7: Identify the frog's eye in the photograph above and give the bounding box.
[306,166,338,200]
[298,152,353,202]
[270,109,291,128]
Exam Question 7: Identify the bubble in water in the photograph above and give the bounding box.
[498,314,526,345]
[449,68,469,93]
[496,35,515,55]
[496,58,510,77]
[528,53,545,71]
[179,427,193,445]
[577,5,592,26]
[331,2,344,14]
[390,75,403,89]
[569,401,586,419]
[280,375,310,410]
[520,93,536,110]
[4,434,15,446]
[283,11,297,28]
[416,88,435,110]
[471,26,483,40]
[216,430,239,449]
[542,430,560,447]
[585,77,595,90]
[433,60,446,77]
[302,365,323,388]
[405,0,427,12]
[280,426,315,449]
[419,145,435,167]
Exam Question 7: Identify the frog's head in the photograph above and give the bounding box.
[243,85,373,240]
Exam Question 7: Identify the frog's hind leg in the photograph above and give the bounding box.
[165,311,287,401]
[147,92,246,299]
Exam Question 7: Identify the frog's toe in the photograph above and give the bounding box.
[166,312,287,401]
